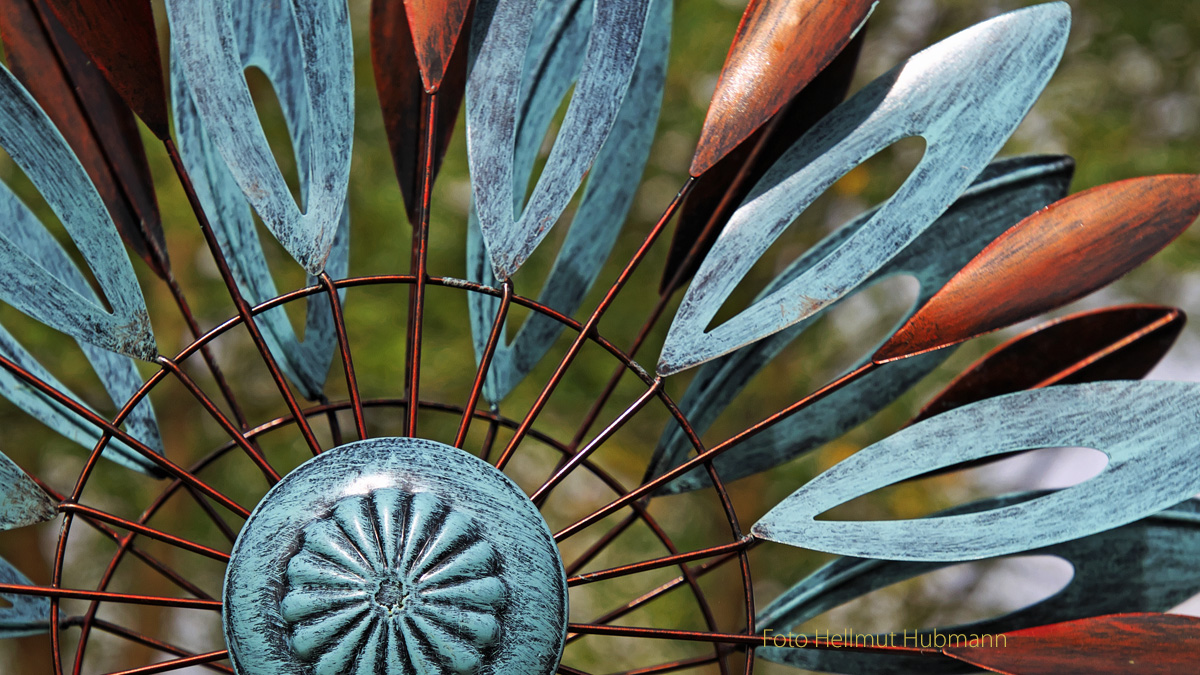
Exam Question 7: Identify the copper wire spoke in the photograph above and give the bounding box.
[566,537,753,586]
[39,274,751,673]
[532,380,663,506]
[553,362,878,542]
[101,650,230,675]
[163,137,324,457]
[565,512,639,576]
[456,280,513,448]
[493,177,698,472]
[66,617,233,674]
[56,503,230,563]
[157,356,281,484]
[609,653,724,675]
[566,551,744,646]
[0,583,222,610]
[320,272,367,440]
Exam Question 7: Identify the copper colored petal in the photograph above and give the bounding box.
[945,613,1200,675]
[403,0,473,91]
[0,0,168,278]
[41,0,169,139]
[372,0,470,226]
[913,304,1184,423]
[662,28,864,293]
[688,0,874,176]
[875,175,1200,363]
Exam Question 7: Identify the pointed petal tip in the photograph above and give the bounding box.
[874,173,1200,363]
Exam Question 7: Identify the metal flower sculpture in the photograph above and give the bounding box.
[0,0,1199,673]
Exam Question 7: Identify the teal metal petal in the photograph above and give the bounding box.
[467,0,652,280]
[0,554,52,639]
[467,0,671,402]
[0,183,165,476]
[169,0,351,400]
[752,381,1200,561]
[0,65,155,360]
[0,451,56,530]
[648,155,1073,493]
[657,3,1071,375]
[165,0,352,276]
[757,495,1200,674]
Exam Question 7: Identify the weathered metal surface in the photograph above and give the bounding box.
[752,381,1200,560]
[945,613,1200,675]
[467,0,650,280]
[0,65,157,361]
[171,0,351,400]
[0,554,52,638]
[166,0,353,276]
[876,174,1200,363]
[913,305,1183,424]
[649,155,1073,493]
[0,451,56,530]
[662,28,864,293]
[757,495,1200,674]
[688,0,875,177]
[0,325,164,476]
[402,0,473,91]
[224,437,567,674]
[658,3,1070,376]
[282,491,507,673]
[0,0,168,279]
[0,157,165,474]
[467,0,670,402]
[371,0,470,225]
[40,0,170,139]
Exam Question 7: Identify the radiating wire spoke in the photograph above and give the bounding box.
[404,92,440,439]
[78,618,233,674]
[456,281,512,449]
[494,178,698,471]
[158,357,280,484]
[0,583,222,610]
[102,650,229,675]
[609,654,723,675]
[567,624,939,655]
[163,137,324,457]
[0,353,251,519]
[555,363,876,541]
[565,512,638,576]
[567,537,752,586]
[569,552,742,643]
[33,480,215,600]
[320,273,367,440]
[57,503,230,563]
[533,381,662,506]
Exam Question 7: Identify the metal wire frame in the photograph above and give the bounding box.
[0,272,776,675]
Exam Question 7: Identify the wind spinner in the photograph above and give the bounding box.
[0,0,1199,674]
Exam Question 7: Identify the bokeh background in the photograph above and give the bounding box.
[2,0,1200,672]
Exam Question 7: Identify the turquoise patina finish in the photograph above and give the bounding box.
[647,155,1073,492]
[0,175,165,474]
[753,381,1200,561]
[224,437,567,675]
[169,0,351,400]
[282,490,507,674]
[0,554,51,639]
[467,0,671,402]
[0,451,56,531]
[657,3,1071,375]
[166,0,353,277]
[757,495,1200,674]
[0,64,156,361]
[467,0,651,281]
